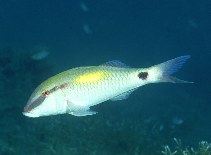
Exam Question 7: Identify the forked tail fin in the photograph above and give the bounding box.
[153,55,193,83]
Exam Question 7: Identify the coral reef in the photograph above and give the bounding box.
[162,138,211,155]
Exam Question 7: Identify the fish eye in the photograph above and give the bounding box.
[42,90,50,97]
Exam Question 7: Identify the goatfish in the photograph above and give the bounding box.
[23,55,192,118]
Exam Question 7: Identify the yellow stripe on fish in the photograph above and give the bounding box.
[74,71,107,84]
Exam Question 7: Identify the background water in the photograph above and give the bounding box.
[0,0,211,154]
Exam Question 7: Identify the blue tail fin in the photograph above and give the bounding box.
[155,55,192,83]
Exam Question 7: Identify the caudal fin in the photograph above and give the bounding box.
[154,55,193,83]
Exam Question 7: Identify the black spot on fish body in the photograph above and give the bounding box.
[138,72,148,80]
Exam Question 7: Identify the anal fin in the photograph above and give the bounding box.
[111,88,137,101]
[70,109,97,116]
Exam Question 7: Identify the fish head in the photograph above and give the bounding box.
[23,81,67,117]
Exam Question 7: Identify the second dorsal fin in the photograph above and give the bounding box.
[100,60,130,68]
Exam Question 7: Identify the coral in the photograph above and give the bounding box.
[161,138,211,155]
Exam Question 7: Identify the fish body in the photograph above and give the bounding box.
[23,56,191,117]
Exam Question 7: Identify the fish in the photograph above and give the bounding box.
[31,49,49,60]
[23,55,192,118]
[79,2,89,12]
[83,24,93,35]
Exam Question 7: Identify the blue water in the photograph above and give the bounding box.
[0,0,210,154]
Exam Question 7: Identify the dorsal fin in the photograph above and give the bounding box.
[100,60,130,68]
